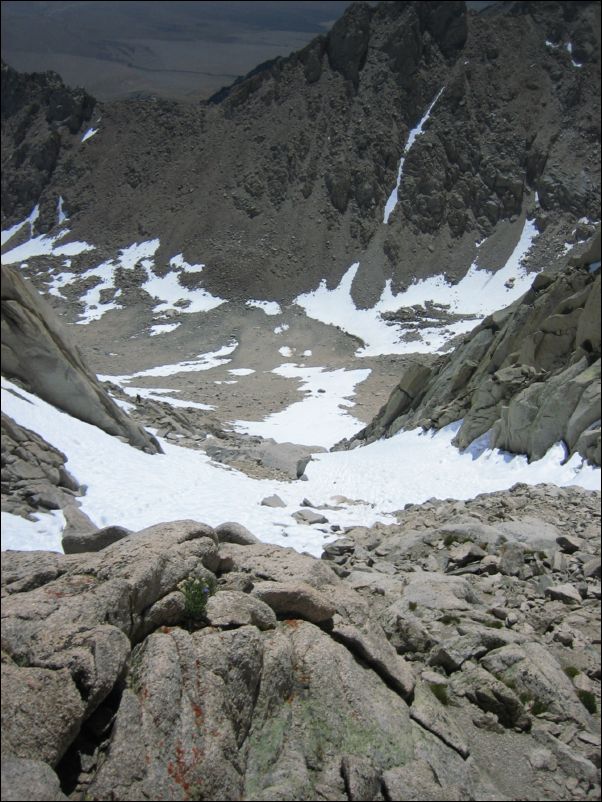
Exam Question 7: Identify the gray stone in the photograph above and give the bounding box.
[138,591,187,637]
[1,756,68,801]
[448,542,487,567]
[292,509,329,525]
[331,615,415,698]
[545,583,583,605]
[88,626,263,801]
[498,542,525,576]
[260,494,287,508]
[382,760,463,801]
[215,521,259,545]
[296,455,312,478]
[410,681,469,758]
[481,642,591,726]
[533,730,598,785]
[205,590,277,630]
[62,524,132,554]
[528,748,558,771]
[1,663,85,766]
[218,542,338,589]
[583,557,601,579]
[322,537,356,559]
[402,571,480,611]
[381,602,435,654]
[452,663,531,731]
[556,534,584,554]
[340,755,383,802]
[252,580,336,623]
[244,621,414,799]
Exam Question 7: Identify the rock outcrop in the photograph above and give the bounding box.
[1,265,161,454]
[1,60,95,229]
[1,412,83,521]
[339,231,601,465]
[1,484,600,800]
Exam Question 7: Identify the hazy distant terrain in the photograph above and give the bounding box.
[1,0,352,101]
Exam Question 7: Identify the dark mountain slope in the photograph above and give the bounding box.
[1,1,599,307]
[1,62,95,226]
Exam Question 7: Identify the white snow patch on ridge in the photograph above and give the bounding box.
[81,127,98,142]
[1,205,40,247]
[1,225,95,266]
[98,341,238,383]
[2,510,66,553]
[2,229,224,323]
[96,341,236,412]
[296,217,540,356]
[143,252,225,315]
[246,300,282,316]
[57,196,68,224]
[384,88,444,224]
[150,323,181,336]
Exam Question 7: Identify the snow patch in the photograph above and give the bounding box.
[1,205,40,247]
[81,127,98,142]
[2,379,598,557]
[150,323,181,337]
[1,227,95,266]
[246,300,282,316]
[1,509,66,553]
[384,88,444,224]
[565,41,583,67]
[233,363,370,447]
[296,217,540,356]
[121,387,214,411]
[98,341,238,384]
[143,253,225,315]
[57,196,68,224]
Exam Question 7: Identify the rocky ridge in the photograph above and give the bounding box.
[338,228,601,465]
[1,1,599,306]
[1,265,161,455]
[1,483,600,801]
[1,61,95,230]
[1,412,83,523]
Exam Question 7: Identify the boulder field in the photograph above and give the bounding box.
[1,482,600,801]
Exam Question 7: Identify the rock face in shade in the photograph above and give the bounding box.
[338,232,601,466]
[1,61,95,229]
[1,491,600,801]
[1,265,161,454]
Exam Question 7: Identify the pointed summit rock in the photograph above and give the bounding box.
[1,266,161,454]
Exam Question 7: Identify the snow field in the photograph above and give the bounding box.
[233,363,371,447]
[2,380,598,558]
[296,217,540,356]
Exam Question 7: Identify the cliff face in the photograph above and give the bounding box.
[339,228,601,465]
[1,2,599,305]
[1,266,161,454]
[1,62,95,230]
